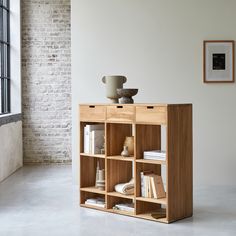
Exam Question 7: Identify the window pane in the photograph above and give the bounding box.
[0,7,2,41]
[3,8,8,42]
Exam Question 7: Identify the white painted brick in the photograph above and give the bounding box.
[22,0,71,163]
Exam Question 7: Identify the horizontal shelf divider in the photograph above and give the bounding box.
[80,153,105,159]
[107,155,134,162]
[136,196,167,205]
[107,191,134,199]
[80,186,106,195]
[136,159,166,165]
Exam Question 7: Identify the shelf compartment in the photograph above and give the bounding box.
[80,186,106,195]
[80,156,105,189]
[107,155,134,162]
[136,196,167,205]
[136,159,166,165]
[135,162,161,198]
[107,195,135,215]
[106,123,132,156]
[136,124,161,160]
[136,200,166,222]
[80,191,106,207]
[107,159,133,193]
[80,153,105,159]
[107,191,134,200]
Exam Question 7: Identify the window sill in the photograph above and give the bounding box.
[0,113,22,127]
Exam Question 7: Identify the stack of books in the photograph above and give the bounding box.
[84,124,105,154]
[84,197,105,208]
[143,150,166,161]
[140,171,165,199]
[113,203,134,212]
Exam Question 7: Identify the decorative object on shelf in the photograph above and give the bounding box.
[100,135,105,154]
[114,178,134,195]
[102,75,127,103]
[113,203,134,212]
[85,197,105,208]
[203,40,235,83]
[123,136,134,156]
[121,145,129,157]
[117,88,138,104]
[95,161,105,190]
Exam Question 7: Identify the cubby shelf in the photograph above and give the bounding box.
[80,153,105,159]
[107,191,134,200]
[136,159,166,165]
[80,186,106,195]
[79,103,193,224]
[106,155,134,162]
[136,196,167,205]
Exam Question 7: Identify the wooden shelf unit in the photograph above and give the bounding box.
[79,103,193,224]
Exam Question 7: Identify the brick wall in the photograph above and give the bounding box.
[22,0,71,163]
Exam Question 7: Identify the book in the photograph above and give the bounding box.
[140,171,153,197]
[143,150,166,157]
[140,172,166,199]
[113,203,134,212]
[83,124,104,154]
[91,129,105,154]
[85,197,105,208]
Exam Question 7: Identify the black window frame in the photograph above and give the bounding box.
[0,0,10,114]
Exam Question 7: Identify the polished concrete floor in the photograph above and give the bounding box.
[0,165,236,236]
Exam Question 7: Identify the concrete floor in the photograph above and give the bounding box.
[0,165,236,236]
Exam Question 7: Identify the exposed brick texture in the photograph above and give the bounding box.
[22,0,71,163]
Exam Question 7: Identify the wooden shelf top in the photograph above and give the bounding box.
[80,186,106,195]
[107,155,134,162]
[107,191,134,199]
[136,159,166,165]
[79,103,192,107]
[136,196,167,205]
[80,153,105,159]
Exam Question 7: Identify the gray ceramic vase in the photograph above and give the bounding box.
[102,75,127,103]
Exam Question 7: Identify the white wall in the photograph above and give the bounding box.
[0,0,22,182]
[0,121,22,182]
[72,0,236,186]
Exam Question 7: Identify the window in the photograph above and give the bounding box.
[0,0,10,114]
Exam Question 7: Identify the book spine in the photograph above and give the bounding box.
[140,172,145,197]
[84,126,90,154]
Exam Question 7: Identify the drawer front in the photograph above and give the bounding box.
[136,106,167,124]
[80,105,106,121]
[107,105,135,122]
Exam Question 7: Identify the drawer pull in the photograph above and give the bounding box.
[117,106,123,108]
[147,106,154,109]
[89,105,95,108]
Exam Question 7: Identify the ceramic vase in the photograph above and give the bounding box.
[124,136,134,156]
[121,146,129,157]
[102,75,127,103]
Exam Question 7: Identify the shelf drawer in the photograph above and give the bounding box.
[107,105,135,122]
[80,105,106,122]
[136,106,167,124]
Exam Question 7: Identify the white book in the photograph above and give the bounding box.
[143,150,166,157]
[91,130,105,154]
[144,155,166,161]
[83,124,104,154]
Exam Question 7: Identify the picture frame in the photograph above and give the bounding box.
[203,40,235,83]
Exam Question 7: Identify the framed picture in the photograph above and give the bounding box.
[203,40,235,83]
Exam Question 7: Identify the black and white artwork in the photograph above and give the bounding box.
[204,41,234,83]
